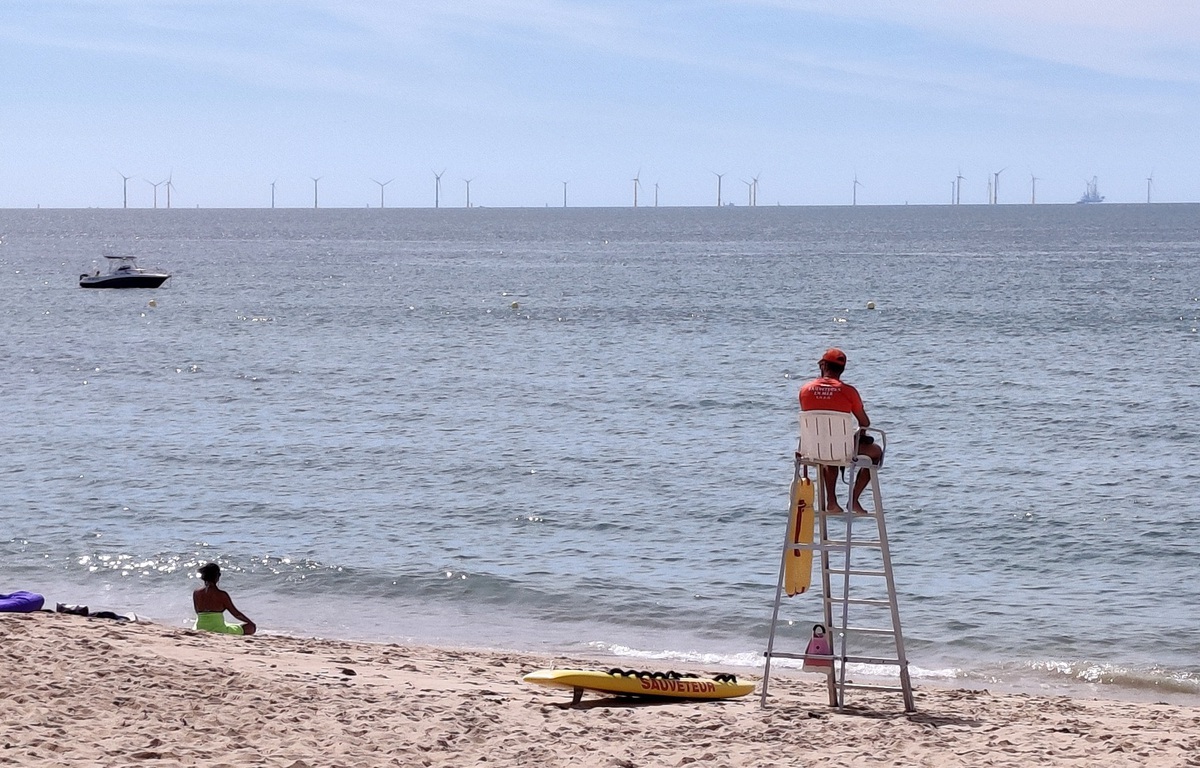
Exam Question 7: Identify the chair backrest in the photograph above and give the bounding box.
[797,410,858,465]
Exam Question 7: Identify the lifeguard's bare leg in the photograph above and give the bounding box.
[850,444,884,513]
[822,465,842,513]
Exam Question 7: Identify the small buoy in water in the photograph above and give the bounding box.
[866,301,876,310]
[510,301,519,309]
[148,299,157,308]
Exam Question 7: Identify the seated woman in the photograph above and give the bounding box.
[193,562,256,635]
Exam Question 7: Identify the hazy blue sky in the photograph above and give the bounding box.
[2,1,1198,208]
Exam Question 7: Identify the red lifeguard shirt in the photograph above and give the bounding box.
[799,376,866,424]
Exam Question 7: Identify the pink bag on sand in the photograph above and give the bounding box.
[804,624,833,669]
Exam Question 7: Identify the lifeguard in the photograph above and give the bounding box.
[799,348,883,514]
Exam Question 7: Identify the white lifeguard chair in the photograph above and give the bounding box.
[761,410,915,712]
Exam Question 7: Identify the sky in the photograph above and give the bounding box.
[1,0,1199,208]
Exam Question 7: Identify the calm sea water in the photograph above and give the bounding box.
[2,205,1198,703]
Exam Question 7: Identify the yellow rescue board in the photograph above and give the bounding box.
[523,669,755,702]
[784,475,815,596]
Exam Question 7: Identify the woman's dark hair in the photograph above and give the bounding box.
[198,562,221,583]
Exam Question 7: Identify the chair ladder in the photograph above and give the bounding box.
[761,452,915,712]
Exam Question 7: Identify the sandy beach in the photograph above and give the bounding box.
[1,613,1197,767]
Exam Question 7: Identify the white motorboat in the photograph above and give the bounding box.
[79,256,171,289]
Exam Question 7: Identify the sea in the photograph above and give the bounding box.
[2,204,1198,704]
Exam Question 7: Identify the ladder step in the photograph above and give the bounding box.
[769,652,904,667]
[843,682,906,693]
[787,543,822,552]
[789,552,887,570]
[822,539,882,548]
[761,651,837,662]
[823,597,893,607]
[841,626,897,636]
[827,569,886,578]
[841,655,904,666]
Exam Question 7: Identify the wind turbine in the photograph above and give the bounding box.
[433,169,445,208]
[145,178,164,209]
[713,172,725,206]
[372,178,393,209]
[1146,171,1154,203]
[270,180,276,209]
[992,168,1005,204]
[741,176,760,207]
[632,169,641,207]
[165,171,175,209]
[311,177,321,209]
[562,181,568,208]
[117,171,132,209]
[955,169,965,205]
[1030,175,1038,205]
[463,178,473,208]
[654,182,659,207]
[853,173,862,206]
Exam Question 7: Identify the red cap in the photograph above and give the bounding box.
[820,348,847,366]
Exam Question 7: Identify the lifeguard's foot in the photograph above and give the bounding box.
[851,503,871,515]
[826,502,844,514]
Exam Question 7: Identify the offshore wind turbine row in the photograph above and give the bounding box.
[949,170,1155,206]
[117,170,177,209]
[108,169,1167,209]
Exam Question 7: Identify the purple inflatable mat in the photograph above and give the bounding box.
[0,591,46,612]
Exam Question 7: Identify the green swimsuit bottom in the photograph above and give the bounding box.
[195,611,245,635]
